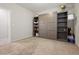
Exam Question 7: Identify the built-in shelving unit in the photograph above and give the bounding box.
[57,12,68,40]
[33,17,39,36]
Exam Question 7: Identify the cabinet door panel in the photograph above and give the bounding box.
[39,12,57,39]
[48,22,57,31]
[39,14,48,38]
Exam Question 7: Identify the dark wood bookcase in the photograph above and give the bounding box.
[33,17,39,36]
[57,12,68,41]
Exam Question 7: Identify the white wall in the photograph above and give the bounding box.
[0,8,11,45]
[0,4,35,43]
[74,4,79,47]
[10,4,34,41]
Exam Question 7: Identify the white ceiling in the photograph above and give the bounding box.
[18,3,74,14]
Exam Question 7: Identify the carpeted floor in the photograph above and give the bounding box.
[0,37,79,55]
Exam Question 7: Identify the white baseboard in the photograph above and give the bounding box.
[0,35,33,45]
[0,38,11,45]
[11,35,33,42]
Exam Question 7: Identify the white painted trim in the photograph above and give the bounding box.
[11,36,33,42]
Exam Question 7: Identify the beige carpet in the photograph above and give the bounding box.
[0,37,79,55]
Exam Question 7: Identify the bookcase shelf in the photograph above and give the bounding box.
[57,12,68,40]
[33,17,39,36]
